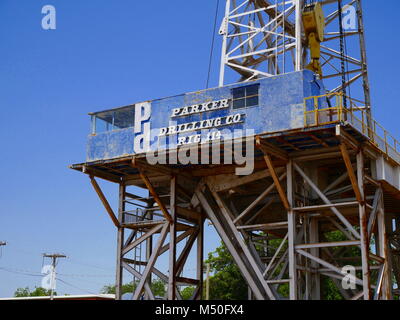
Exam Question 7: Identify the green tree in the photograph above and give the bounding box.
[14,287,30,297]
[14,287,55,297]
[181,286,196,300]
[101,282,136,295]
[151,280,166,297]
[205,243,248,300]
[320,230,352,300]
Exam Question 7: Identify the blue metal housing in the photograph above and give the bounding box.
[87,70,324,162]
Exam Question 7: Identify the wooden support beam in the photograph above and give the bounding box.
[176,229,199,276]
[122,224,163,255]
[262,153,290,210]
[357,151,372,300]
[323,170,350,194]
[237,222,288,231]
[293,201,359,212]
[124,192,152,205]
[336,125,360,151]
[365,175,381,188]
[297,249,364,286]
[133,157,192,181]
[306,133,329,148]
[83,166,122,183]
[196,217,204,300]
[132,157,172,176]
[122,258,147,266]
[126,174,171,187]
[325,185,354,197]
[89,176,120,228]
[256,136,288,161]
[233,172,286,224]
[246,198,274,225]
[176,184,193,201]
[189,159,284,177]
[115,183,125,300]
[291,146,340,162]
[177,206,202,223]
[340,144,363,203]
[138,171,173,223]
[207,168,278,193]
[377,203,392,300]
[295,240,361,250]
[367,188,382,238]
[276,136,301,151]
[176,277,200,286]
[168,176,177,300]
[159,229,193,256]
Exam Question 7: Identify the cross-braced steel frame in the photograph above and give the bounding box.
[90,171,205,300]
[85,127,399,300]
[219,0,372,117]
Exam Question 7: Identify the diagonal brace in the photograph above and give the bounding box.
[262,153,290,210]
[122,224,163,255]
[340,144,362,203]
[90,176,120,228]
[294,163,361,239]
[138,170,173,223]
[133,223,169,300]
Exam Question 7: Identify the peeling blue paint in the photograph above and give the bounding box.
[86,70,324,162]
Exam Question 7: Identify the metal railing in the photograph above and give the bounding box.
[304,93,400,164]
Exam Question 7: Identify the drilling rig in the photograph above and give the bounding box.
[71,0,400,300]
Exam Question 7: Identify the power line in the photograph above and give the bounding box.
[0,265,112,278]
[57,273,113,278]
[0,266,43,277]
[65,258,114,272]
[206,0,220,89]
[58,275,111,287]
[0,265,113,289]
[58,274,110,288]
[56,277,100,296]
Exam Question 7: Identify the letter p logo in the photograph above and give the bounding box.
[134,103,152,154]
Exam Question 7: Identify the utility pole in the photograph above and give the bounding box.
[43,253,66,300]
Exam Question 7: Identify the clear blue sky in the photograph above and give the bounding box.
[0,0,399,297]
